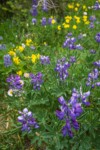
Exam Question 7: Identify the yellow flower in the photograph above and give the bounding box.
[44,42,47,46]
[74,7,78,11]
[51,19,56,24]
[83,5,86,9]
[85,21,90,25]
[18,46,24,52]
[73,25,77,29]
[9,50,16,56]
[64,24,70,28]
[65,19,70,23]
[68,4,74,9]
[57,25,61,30]
[76,19,81,24]
[65,16,72,20]
[13,56,20,65]
[31,54,37,63]
[26,39,32,46]
[17,71,22,76]
[76,3,80,7]
[36,54,40,59]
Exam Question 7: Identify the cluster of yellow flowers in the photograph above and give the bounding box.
[7,39,40,76]
[31,54,40,63]
[68,3,87,11]
[57,1,90,31]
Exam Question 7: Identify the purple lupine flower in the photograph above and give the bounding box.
[40,55,50,65]
[93,60,100,67]
[41,17,47,26]
[89,15,96,22]
[56,88,90,137]
[63,35,83,50]
[4,54,12,67]
[18,108,39,132]
[70,56,76,63]
[94,1,100,10]
[32,6,38,16]
[76,44,83,50]
[7,74,24,96]
[78,33,83,39]
[95,82,100,86]
[30,72,43,90]
[48,18,52,24]
[95,32,100,43]
[0,44,6,50]
[81,91,90,106]
[67,32,73,36]
[86,68,99,88]
[90,49,96,54]
[55,58,70,81]
[42,0,48,12]
[89,22,94,28]
[32,18,37,24]
[7,75,24,90]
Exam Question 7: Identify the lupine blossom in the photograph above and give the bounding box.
[18,108,39,132]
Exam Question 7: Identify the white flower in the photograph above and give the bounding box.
[83,12,87,15]
[24,73,29,78]
[19,80,24,85]
[22,43,26,48]
[8,89,13,96]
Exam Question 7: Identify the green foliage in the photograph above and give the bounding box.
[0,0,100,149]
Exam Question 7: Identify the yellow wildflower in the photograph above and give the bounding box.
[13,56,20,65]
[83,5,86,9]
[85,21,90,25]
[65,19,70,23]
[17,71,22,76]
[76,3,80,7]
[31,54,37,63]
[18,46,24,52]
[74,7,78,11]
[9,51,16,56]
[76,19,80,24]
[36,54,40,59]
[51,19,56,24]
[26,39,32,46]
[64,24,70,28]
[68,4,74,9]
[57,25,61,30]
[73,25,77,29]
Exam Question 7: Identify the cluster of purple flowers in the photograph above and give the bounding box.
[4,54,12,67]
[93,60,100,67]
[86,68,100,87]
[56,88,90,137]
[18,108,39,132]
[63,34,83,50]
[42,0,48,12]
[93,1,100,10]
[89,15,96,28]
[7,75,24,90]
[0,44,6,50]
[6,75,24,96]
[30,72,43,90]
[55,58,70,81]
[32,18,37,24]
[32,0,38,16]
[90,49,96,54]
[40,55,50,65]
[95,32,100,43]
[69,56,76,63]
